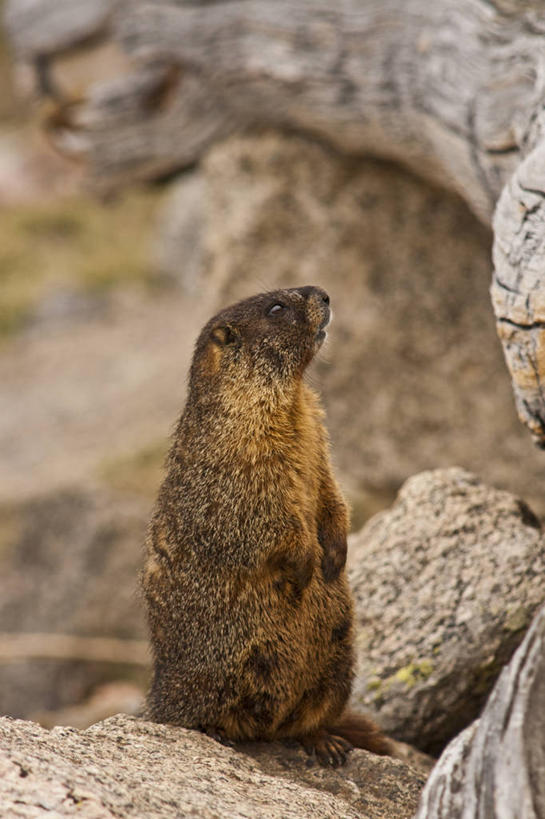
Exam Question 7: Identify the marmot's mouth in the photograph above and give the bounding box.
[315,311,330,344]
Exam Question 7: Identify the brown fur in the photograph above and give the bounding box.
[141,286,389,766]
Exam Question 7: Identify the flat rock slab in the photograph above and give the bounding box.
[348,467,545,754]
[0,714,426,819]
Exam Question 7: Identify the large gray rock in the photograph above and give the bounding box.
[348,467,545,754]
[153,171,206,293]
[0,488,149,719]
[191,132,545,520]
[0,714,426,819]
[415,603,545,818]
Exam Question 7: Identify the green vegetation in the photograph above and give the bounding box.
[503,605,530,633]
[0,188,163,340]
[365,659,435,708]
[392,659,434,689]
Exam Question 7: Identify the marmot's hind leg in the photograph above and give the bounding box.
[295,711,391,767]
[297,730,353,767]
[330,710,392,756]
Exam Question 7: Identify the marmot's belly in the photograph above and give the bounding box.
[147,569,354,739]
[215,577,355,740]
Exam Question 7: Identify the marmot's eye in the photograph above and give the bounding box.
[267,303,286,316]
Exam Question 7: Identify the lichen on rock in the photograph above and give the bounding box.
[348,467,545,755]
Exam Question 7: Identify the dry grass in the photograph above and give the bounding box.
[98,439,169,499]
[0,18,167,339]
[0,188,164,338]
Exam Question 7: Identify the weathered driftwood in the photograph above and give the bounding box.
[415,603,545,818]
[4,0,115,57]
[0,633,149,665]
[5,0,545,440]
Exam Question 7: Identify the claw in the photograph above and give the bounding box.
[297,730,353,768]
[200,726,236,747]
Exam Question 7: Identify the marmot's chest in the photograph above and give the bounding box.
[238,429,322,512]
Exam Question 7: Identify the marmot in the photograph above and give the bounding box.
[142,286,390,766]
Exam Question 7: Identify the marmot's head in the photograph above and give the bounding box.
[190,286,330,396]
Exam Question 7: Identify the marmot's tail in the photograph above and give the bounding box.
[330,710,392,755]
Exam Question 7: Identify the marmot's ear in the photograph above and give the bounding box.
[211,324,240,347]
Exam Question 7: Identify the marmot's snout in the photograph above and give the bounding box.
[295,285,329,308]
[295,286,331,343]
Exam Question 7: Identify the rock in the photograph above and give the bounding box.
[415,603,545,818]
[0,713,427,819]
[347,467,545,754]
[153,171,206,293]
[0,488,149,719]
[194,132,545,518]
[5,0,113,57]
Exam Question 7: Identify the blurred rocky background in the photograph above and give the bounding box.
[1,0,545,794]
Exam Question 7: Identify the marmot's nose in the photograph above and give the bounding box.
[297,286,330,306]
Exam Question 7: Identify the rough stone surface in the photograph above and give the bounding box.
[0,713,427,819]
[195,133,545,519]
[348,467,545,755]
[0,488,149,719]
[153,171,206,294]
[415,603,545,818]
